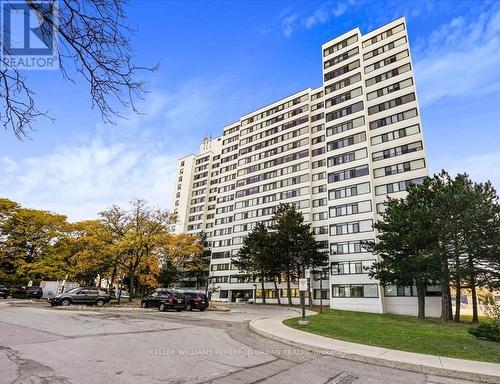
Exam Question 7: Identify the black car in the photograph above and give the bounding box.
[0,285,10,299]
[140,289,186,312]
[11,286,43,299]
[48,287,111,306]
[180,290,209,311]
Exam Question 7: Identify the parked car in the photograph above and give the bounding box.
[114,289,130,300]
[0,285,10,299]
[140,289,186,312]
[179,290,209,311]
[11,286,43,299]
[48,287,111,306]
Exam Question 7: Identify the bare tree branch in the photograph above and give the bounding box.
[0,0,157,139]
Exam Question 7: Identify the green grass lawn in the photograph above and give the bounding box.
[283,309,500,363]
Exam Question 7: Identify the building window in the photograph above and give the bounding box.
[371,124,420,146]
[366,50,409,77]
[373,158,426,178]
[372,141,423,162]
[331,260,375,275]
[332,284,379,298]
[328,165,369,183]
[313,289,330,299]
[330,240,372,255]
[280,289,309,298]
[330,219,373,236]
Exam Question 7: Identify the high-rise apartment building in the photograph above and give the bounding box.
[171,18,440,316]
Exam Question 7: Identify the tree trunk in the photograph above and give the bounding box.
[440,259,450,323]
[261,274,266,304]
[416,280,426,319]
[274,279,281,305]
[471,284,479,323]
[129,272,135,301]
[454,281,461,322]
[468,256,479,323]
[453,252,461,322]
[286,272,292,305]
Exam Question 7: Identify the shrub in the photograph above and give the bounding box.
[468,303,500,342]
[468,323,500,342]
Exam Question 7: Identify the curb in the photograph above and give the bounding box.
[50,305,230,313]
[249,314,500,384]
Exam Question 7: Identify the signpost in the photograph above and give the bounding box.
[298,277,308,325]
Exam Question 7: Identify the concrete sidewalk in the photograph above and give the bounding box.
[249,308,500,384]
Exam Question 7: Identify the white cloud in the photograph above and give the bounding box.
[280,2,350,38]
[1,133,180,222]
[430,151,500,191]
[0,76,238,222]
[414,6,500,106]
[282,14,299,38]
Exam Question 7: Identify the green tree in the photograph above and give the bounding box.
[182,232,210,290]
[367,172,500,321]
[157,259,181,288]
[234,222,272,304]
[272,203,328,305]
[461,179,500,322]
[365,179,441,319]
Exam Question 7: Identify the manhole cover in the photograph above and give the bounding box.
[328,373,359,384]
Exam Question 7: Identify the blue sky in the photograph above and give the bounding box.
[1,0,499,221]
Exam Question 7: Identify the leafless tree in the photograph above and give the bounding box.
[0,0,156,139]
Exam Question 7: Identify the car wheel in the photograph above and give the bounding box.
[61,299,71,306]
[186,304,192,311]
[95,299,105,307]
[158,303,167,312]
[141,301,147,308]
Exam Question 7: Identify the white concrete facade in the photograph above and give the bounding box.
[171,18,438,315]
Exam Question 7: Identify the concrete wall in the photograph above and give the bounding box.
[384,296,441,318]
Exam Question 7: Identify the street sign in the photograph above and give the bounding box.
[298,278,308,291]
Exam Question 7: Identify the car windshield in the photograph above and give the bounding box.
[67,287,80,294]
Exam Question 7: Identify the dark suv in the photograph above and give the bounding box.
[0,285,10,298]
[140,289,186,312]
[12,286,43,299]
[48,287,111,306]
[180,290,209,311]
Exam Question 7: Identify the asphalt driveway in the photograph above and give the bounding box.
[0,302,480,384]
